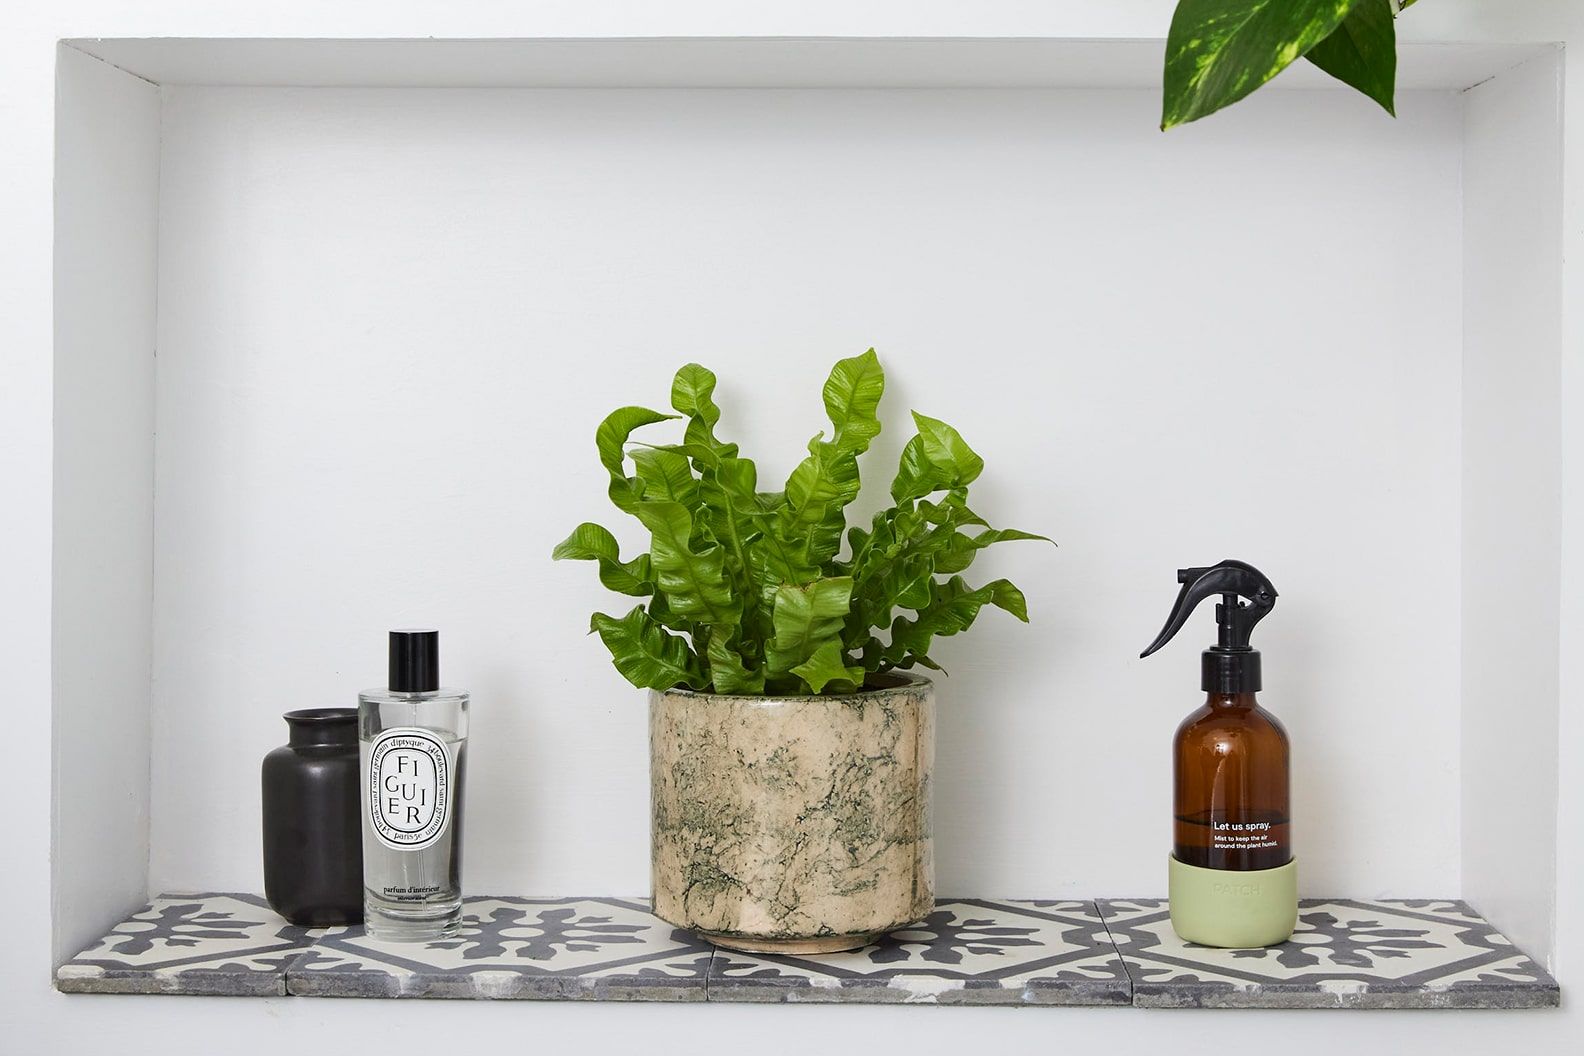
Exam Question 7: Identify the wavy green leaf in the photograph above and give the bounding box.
[845,493,1040,645]
[661,365,767,636]
[883,576,1029,668]
[632,500,742,628]
[891,413,984,503]
[934,526,1054,575]
[645,590,693,633]
[1304,0,1396,116]
[629,446,701,509]
[703,455,768,634]
[846,497,948,640]
[783,439,860,518]
[766,576,854,678]
[650,442,770,643]
[768,354,884,575]
[706,635,765,694]
[823,348,885,455]
[596,406,677,512]
[671,363,739,456]
[551,522,654,596]
[791,640,865,693]
[590,606,705,690]
[779,437,861,570]
[1162,0,1360,130]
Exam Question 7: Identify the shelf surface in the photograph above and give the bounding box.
[56,894,1557,1008]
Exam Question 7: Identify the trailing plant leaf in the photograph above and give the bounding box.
[632,500,742,629]
[766,576,855,683]
[554,350,1051,692]
[597,406,677,512]
[1304,0,1396,116]
[551,522,654,596]
[791,640,865,694]
[590,606,705,690]
[1161,0,1361,130]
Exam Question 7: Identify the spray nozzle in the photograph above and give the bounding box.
[1140,559,1278,693]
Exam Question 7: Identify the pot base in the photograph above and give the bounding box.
[699,931,879,955]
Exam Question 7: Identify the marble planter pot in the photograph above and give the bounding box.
[649,674,934,954]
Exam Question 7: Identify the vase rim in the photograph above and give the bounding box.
[653,670,931,703]
[284,707,358,724]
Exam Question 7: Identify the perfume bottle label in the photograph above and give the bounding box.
[367,727,453,851]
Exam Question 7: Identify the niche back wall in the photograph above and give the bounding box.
[149,86,1463,899]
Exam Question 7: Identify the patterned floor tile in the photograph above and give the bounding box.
[706,899,1131,1005]
[1098,898,1560,1009]
[56,893,1561,1009]
[55,893,315,996]
[285,897,715,1000]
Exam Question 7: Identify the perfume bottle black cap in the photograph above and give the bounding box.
[389,629,439,693]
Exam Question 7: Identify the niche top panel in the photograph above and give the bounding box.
[62,37,1553,91]
[57,894,1558,1008]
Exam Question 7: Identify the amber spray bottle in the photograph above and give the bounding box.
[1140,559,1296,948]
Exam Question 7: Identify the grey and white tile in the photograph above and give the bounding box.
[707,899,1131,1005]
[1098,898,1559,1009]
[55,893,315,996]
[55,892,1561,1009]
[285,896,715,1000]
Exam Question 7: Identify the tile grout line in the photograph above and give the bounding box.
[1091,899,1143,1007]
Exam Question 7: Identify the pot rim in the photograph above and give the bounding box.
[652,670,931,703]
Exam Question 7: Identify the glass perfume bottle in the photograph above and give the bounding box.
[358,629,468,940]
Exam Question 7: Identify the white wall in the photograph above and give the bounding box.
[148,84,1464,903]
[51,44,161,968]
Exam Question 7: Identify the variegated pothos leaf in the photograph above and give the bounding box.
[1304,0,1396,116]
[1162,0,1362,129]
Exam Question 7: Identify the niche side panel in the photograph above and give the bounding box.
[1461,49,1564,968]
[52,44,161,966]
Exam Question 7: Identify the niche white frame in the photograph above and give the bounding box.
[12,11,1580,1052]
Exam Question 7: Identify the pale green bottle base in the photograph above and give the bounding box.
[1168,854,1298,948]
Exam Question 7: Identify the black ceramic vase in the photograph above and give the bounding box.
[262,708,364,925]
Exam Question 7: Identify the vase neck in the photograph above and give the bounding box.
[285,708,358,748]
